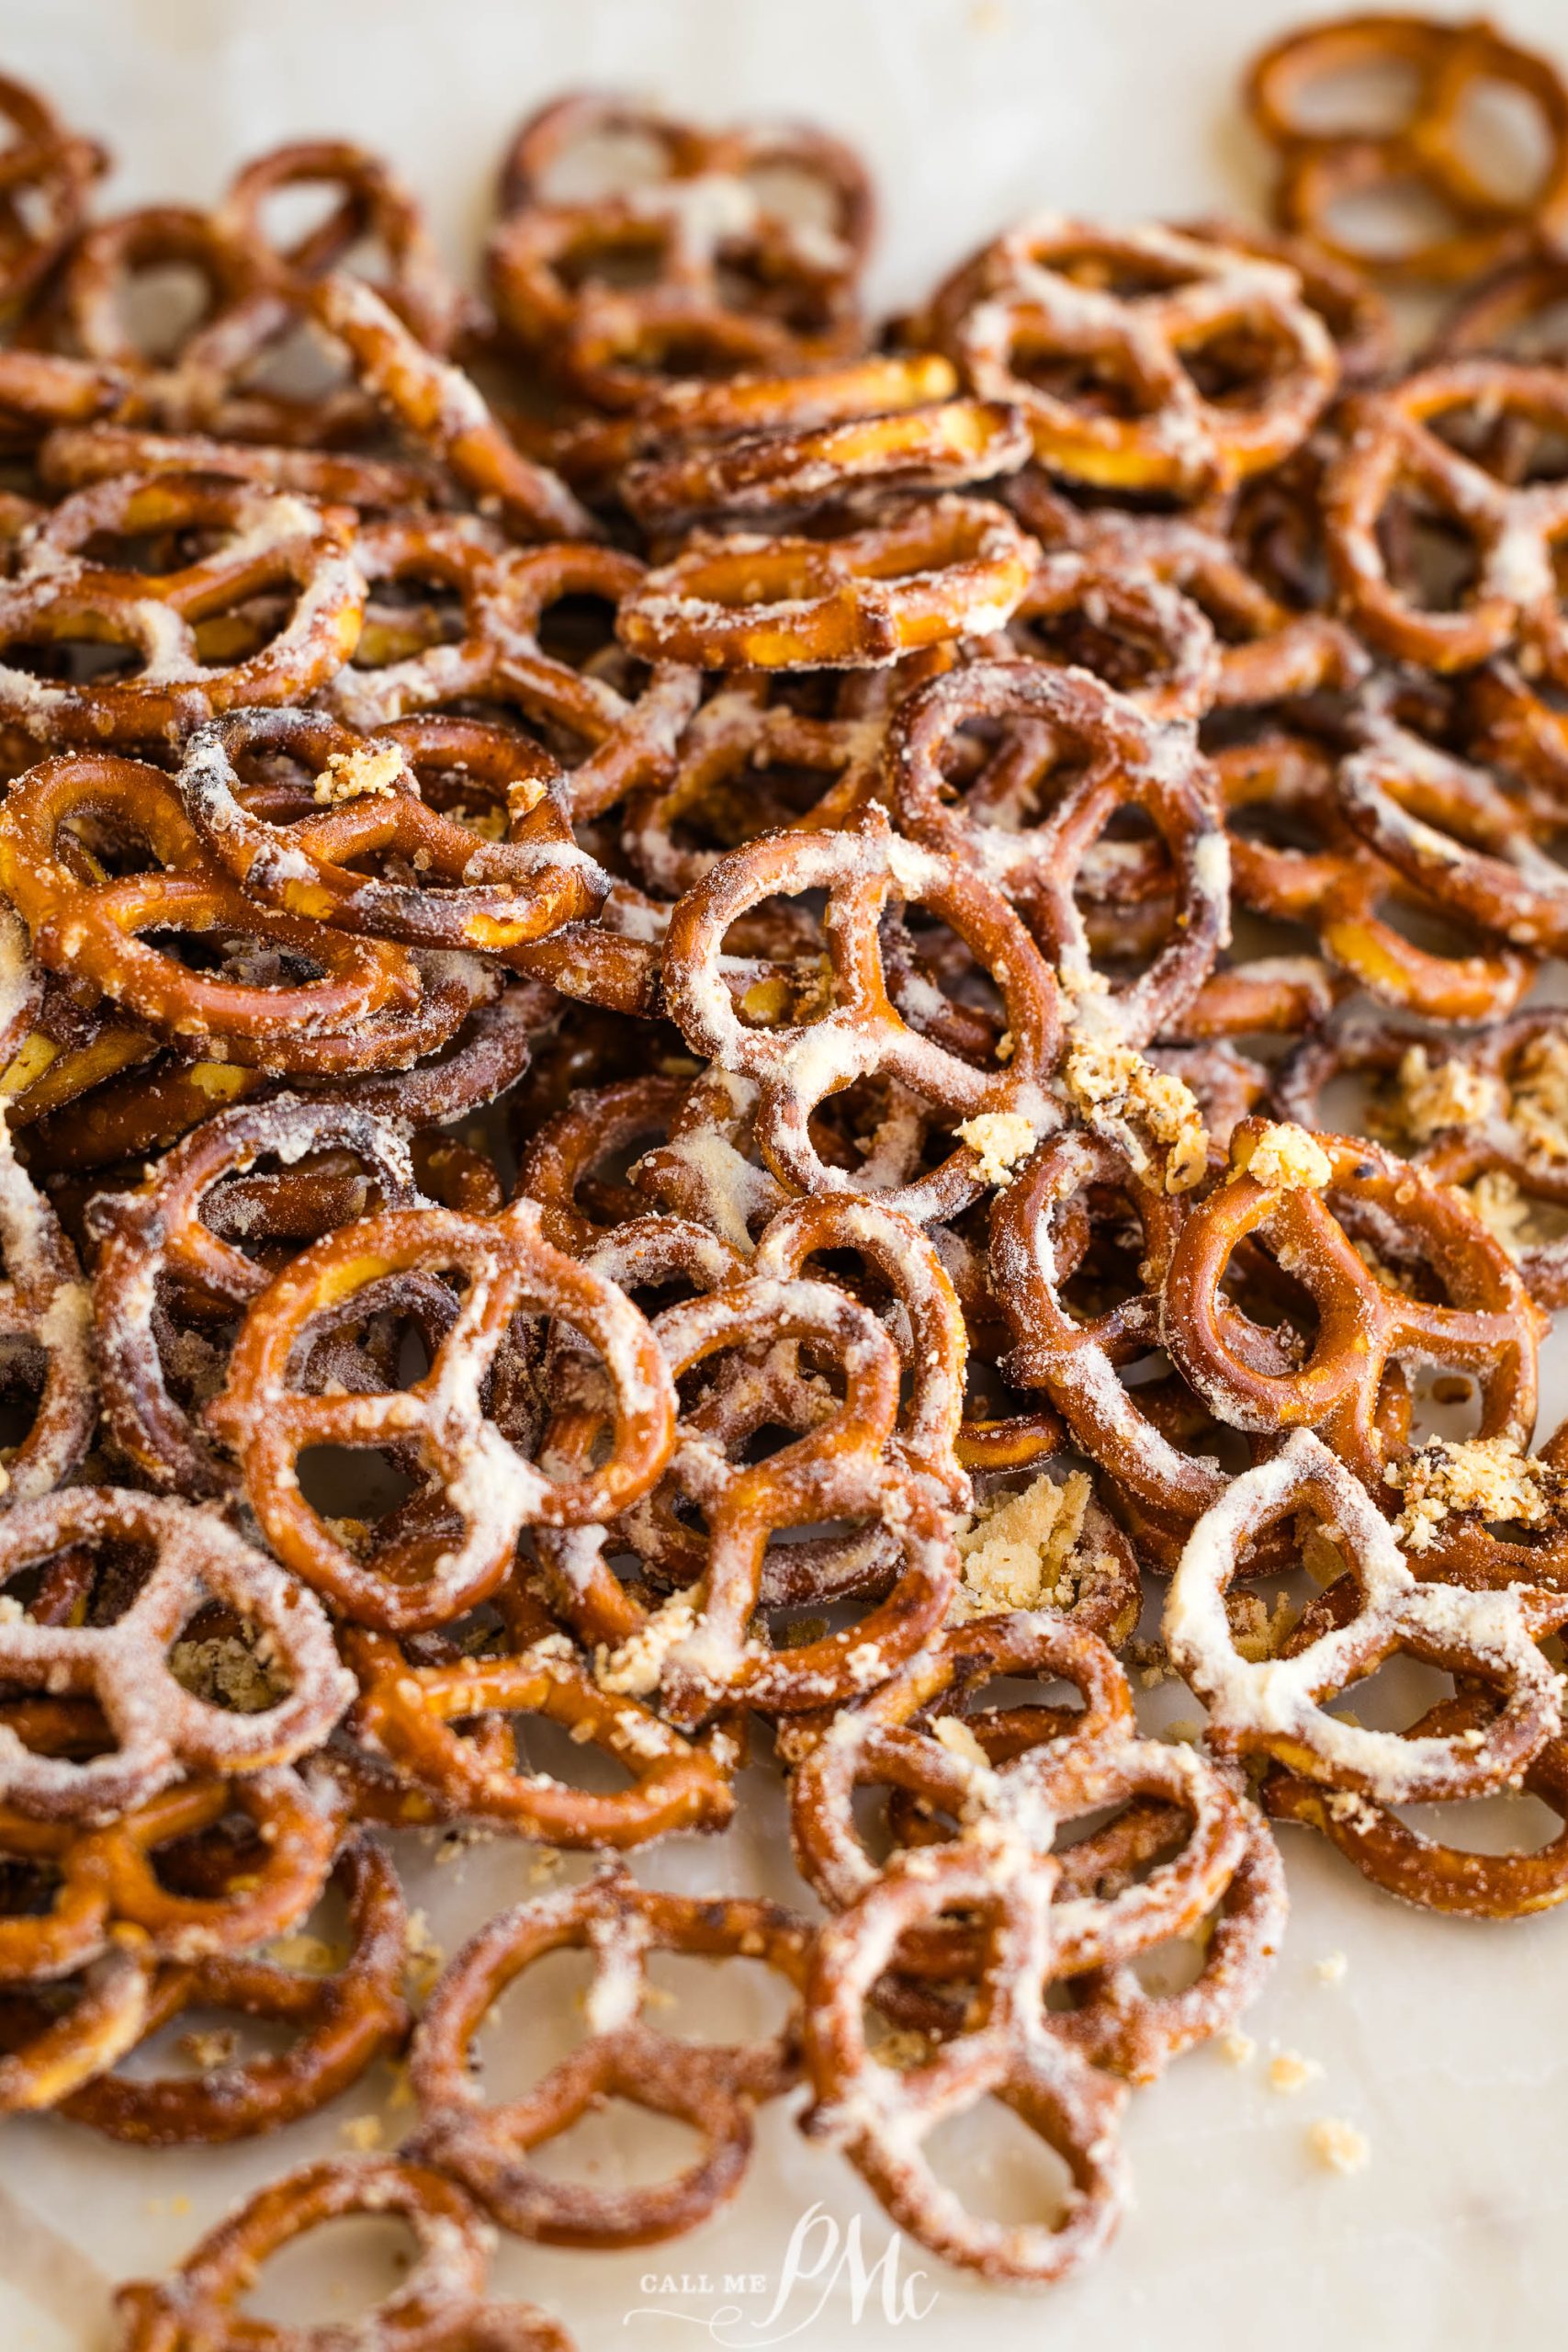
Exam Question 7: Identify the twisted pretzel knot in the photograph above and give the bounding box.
[408,1866,810,2248]
[112,2155,537,2352]
[1164,1120,1541,1490]
[324,521,698,818]
[0,1487,353,1819]
[615,494,1038,670]
[1326,363,1568,675]
[5,1830,409,2142]
[488,94,872,408]
[1167,1428,1568,1801]
[343,1590,735,1846]
[557,1272,956,1721]
[0,473,366,746]
[206,1196,675,1631]
[0,72,103,320]
[661,808,1062,1220]
[0,753,483,1074]
[87,1091,422,1496]
[177,708,604,954]
[0,1744,343,1974]
[926,218,1337,493]
[1246,13,1568,282]
[886,657,1227,1044]
[801,1839,1130,2285]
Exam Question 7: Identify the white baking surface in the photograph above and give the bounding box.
[4,1,1568,2346]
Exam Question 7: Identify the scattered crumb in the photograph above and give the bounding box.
[1064,1039,1207,1192]
[952,1470,1093,1616]
[339,2113,383,2151]
[1231,1120,1331,1192]
[314,745,403,803]
[1314,1951,1348,1985]
[1163,1717,1201,1746]
[1462,1167,1532,1259]
[1387,1433,1563,1553]
[265,1933,344,1974]
[1269,2049,1323,2095]
[872,2026,933,2071]
[1307,2117,1370,2175]
[954,1109,1039,1187]
[1508,1031,1568,1165]
[168,1632,287,1714]
[529,1848,566,1885]
[1391,1045,1504,1143]
[176,2028,236,2073]
[1219,2029,1256,2066]
[404,1909,444,1996]
[1227,1589,1296,1663]
[595,1600,696,1697]
[740,975,793,1025]
[931,1714,992,1774]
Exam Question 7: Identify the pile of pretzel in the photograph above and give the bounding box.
[4,7,1568,2338]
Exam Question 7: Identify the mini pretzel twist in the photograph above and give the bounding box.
[343,1592,735,1846]
[661,807,1062,1220]
[0,1950,152,2115]
[800,1839,1130,2285]
[1246,13,1568,282]
[408,1865,811,2248]
[0,1489,354,1820]
[112,2155,562,2352]
[615,494,1038,670]
[1164,1119,1541,1491]
[886,658,1228,1044]
[926,218,1337,493]
[0,474,367,745]
[6,1830,409,2141]
[87,1092,423,1496]
[177,708,604,954]
[206,1197,675,1632]
[1167,1428,1568,1801]
[488,94,872,408]
[1325,363,1568,675]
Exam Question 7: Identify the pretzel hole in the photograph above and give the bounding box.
[296,1443,421,1524]
[467,1943,601,2087]
[1390,1781,1564,1855]
[1007,597,1187,703]
[501,1710,641,1797]
[111,263,221,366]
[114,1998,301,2079]
[1316,175,1466,268]
[920,2098,1077,2230]
[1179,316,1302,413]
[166,1603,293,1716]
[0,625,148,687]
[643,1947,796,2045]
[531,127,676,206]
[1269,54,1426,139]
[1450,76,1557,210]
[1323,1648,1456,1735]
[555,225,673,298]
[998,328,1156,425]
[234,316,354,405]
[526,2096,711,2195]
[1375,491,1482,612]
[739,161,844,239]
[236,2213,423,2328]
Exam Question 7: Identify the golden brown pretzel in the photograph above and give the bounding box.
[1246,13,1568,282]
[925,218,1337,492]
[408,1866,809,2248]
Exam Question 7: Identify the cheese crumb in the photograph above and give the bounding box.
[952,1471,1091,1616]
[177,2029,236,2072]
[872,2026,933,2071]
[1231,1120,1331,1192]
[1509,1031,1568,1164]
[168,1633,287,1714]
[404,1909,444,1996]
[1314,1951,1348,1984]
[1387,1433,1562,1553]
[954,1109,1038,1187]
[1462,1167,1532,1260]
[1307,2117,1370,2175]
[931,1714,992,1773]
[1269,2049,1322,2094]
[1063,1040,1207,1192]
[1391,1046,1504,1143]
[339,2114,384,2151]
[314,745,404,803]
[265,1933,344,1974]
[1219,2028,1256,2066]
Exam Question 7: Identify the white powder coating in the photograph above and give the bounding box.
[1166,1430,1563,1804]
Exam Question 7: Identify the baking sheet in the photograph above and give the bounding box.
[4,1,1568,2346]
